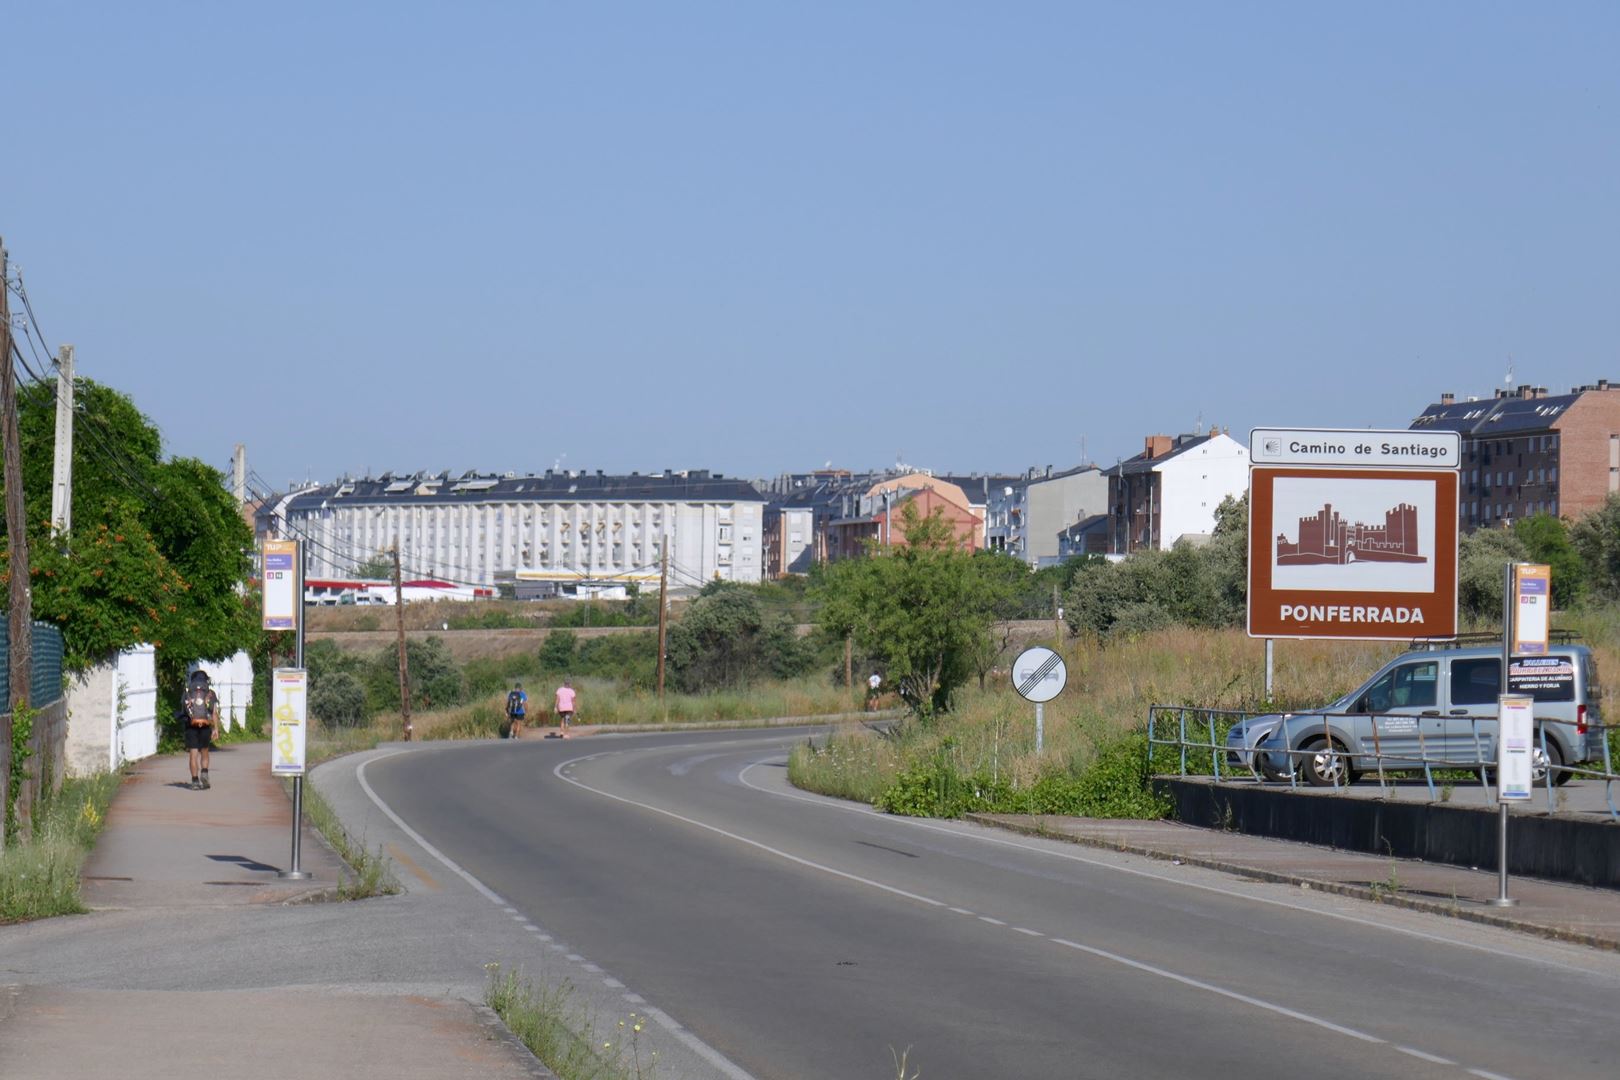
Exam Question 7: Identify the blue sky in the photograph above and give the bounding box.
[7,2,1618,491]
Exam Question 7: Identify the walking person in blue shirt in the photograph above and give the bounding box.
[505,682,528,739]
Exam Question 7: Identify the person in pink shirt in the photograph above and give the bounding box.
[554,678,576,737]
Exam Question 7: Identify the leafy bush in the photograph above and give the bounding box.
[667,588,813,692]
[538,629,578,672]
[548,602,656,628]
[873,733,1167,820]
[310,671,367,727]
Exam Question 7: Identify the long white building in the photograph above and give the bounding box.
[258,469,766,591]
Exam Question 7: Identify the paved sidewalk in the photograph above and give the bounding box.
[0,745,548,1080]
[969,813,1620,951]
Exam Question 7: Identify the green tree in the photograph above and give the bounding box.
[367,636,465,712]
[1513,513,1585,608]
[538,629,578,672]
[3,377,259,674]
[665,586,810,691]
[815,503,1004,716]
[309,671,367,727]
[1571,495,1620,600]
[352,552,395,580]
[1458,527,1529,621]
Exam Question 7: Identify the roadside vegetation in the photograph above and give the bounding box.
[0,770,123,923]
[486,964,656,1080]
[793,494,1620,818]
[296,780,399,899]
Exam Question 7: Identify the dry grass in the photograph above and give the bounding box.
[792,627,1403,806]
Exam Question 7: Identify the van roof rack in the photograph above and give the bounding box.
[1408,629,1581,650]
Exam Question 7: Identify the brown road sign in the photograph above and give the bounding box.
[1247,466,1458,640]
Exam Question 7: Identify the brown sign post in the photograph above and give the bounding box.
[1247,432,1460,641]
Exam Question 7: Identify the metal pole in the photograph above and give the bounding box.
[1489,562,1517,907]
[279,542,311,880]
[1035,702,1044,755]
[1264,638,1274,701]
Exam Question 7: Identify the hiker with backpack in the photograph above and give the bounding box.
[505,682,528,740]
[181,670,220,790]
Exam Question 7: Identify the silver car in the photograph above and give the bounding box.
[1242,644,1602,787]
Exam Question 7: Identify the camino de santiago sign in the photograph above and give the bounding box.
[1247,428,1460,640]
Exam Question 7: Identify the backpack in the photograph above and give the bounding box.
[506,690,525,717]
[184,689,213,726]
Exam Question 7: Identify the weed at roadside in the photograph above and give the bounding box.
[486,964,656,1080]
[0,771,123,923]
[297,781,400,899]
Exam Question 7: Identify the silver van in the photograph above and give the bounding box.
[1239,644,1602,787]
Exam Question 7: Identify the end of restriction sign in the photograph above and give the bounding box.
[1011,646,1067,703]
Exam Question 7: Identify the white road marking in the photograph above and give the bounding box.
[552,752,948,911]
[949,907,974,916]
[603,977,625,989]
[1396,1046,1458,1066]
[552,743,1527,1080]
[1013,927,1043,937]
[734,757,1620,973]
[354,750,760,1080]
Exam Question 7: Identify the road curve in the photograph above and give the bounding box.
[364,729,1620,1080]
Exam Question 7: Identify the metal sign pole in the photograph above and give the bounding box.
[278,545,311,881]
[1035,702,1044,755]
[1264,638,1274,701]
[1490,562,1516,907]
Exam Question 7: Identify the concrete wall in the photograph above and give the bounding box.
[1158,779,1620,888]
[65,645,159,777]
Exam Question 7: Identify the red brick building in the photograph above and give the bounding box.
[1409,381,1620,529]
[824,485,983,560]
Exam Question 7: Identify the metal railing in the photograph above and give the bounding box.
[1146,703,1620,822]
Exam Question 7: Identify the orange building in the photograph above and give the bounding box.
[824,485,983,560]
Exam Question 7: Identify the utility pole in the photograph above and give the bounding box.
[1053,582,1062,649]
[655,543,669,704]
[50,345,73,539]
[2,237,35,852]
[844,635,853,696]
[232,444,247,506]
[392,544,411,740]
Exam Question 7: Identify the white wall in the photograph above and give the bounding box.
[65,645,158,776]
[192,652,254,732]
[1156,434,1250,547]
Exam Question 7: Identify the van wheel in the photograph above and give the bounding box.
[1301,737,1351,787]
[1532,739,1571,787]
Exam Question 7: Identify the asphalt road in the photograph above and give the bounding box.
[362,730,1620,1080]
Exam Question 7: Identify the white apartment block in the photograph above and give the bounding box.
[260,469,765,590]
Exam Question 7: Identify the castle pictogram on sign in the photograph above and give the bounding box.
[1276,502,1424,566]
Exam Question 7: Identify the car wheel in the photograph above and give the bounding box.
[1258,759,1292,783]
[1301,737,1350,787]
[1532,738,1571,787]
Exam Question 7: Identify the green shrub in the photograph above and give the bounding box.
[310,671,368,727]
[873,733,1167,820]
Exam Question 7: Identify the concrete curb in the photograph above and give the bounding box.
[962,813,1620,954]
[468,1001,559,1079]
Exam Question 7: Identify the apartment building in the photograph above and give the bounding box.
[258,469,766,589]
[1409,381,1620,529]
[1105,432,1249,554]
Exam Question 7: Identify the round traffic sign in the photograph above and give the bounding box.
[1011,646,1067,703]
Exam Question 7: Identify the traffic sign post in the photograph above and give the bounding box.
[1490,563,1553,907]
[1011,646,1067,754]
